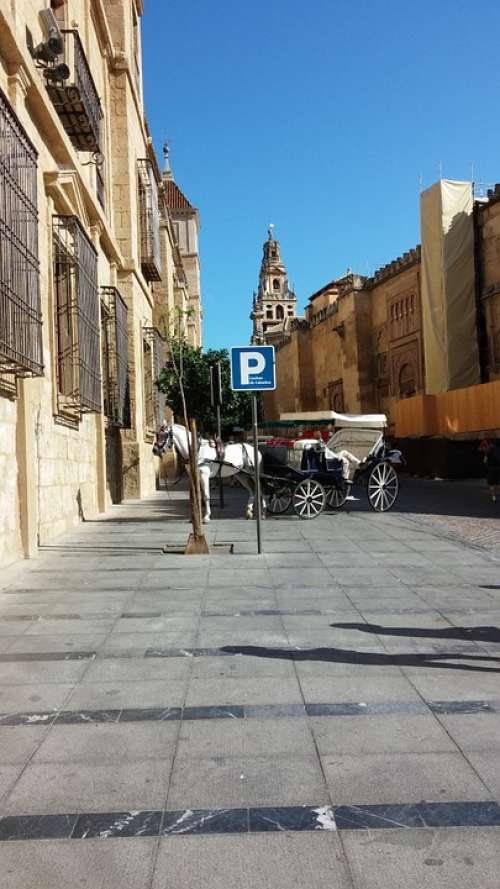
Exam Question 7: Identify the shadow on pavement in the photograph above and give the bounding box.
[221,645,500,673]
[331,622,500,644]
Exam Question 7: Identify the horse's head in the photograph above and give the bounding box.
[152,424,173,457]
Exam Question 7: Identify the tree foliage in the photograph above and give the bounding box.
[156,341,261,435]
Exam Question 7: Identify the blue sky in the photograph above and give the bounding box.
[142,0,500,349]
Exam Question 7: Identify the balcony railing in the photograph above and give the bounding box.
[53,216,101,415]
[45,30,102,153]
[143,326,166,431]
[101,287,130,427]
[138,159,161,281]
[0,88,44,378]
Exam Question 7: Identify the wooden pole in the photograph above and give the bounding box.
[185,418,209,554]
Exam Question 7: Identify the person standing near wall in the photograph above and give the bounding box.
[479,439,500,503]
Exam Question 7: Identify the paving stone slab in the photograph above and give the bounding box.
[0,727,50,765]
[184,676,302,707]
[298,674,421,704]
[4,760,172,815]
[22,619,116,636]
[322,751,491,805]
[67,679,187,710]
[177,719,316,758]
[0,683,75,712]
[0,660,90,685]
[436,713,500,753]
[32,722,178,764]
[102,632,198,651]
[342,827,500,889]
[152,833,351,889]
[5,635,109,654]
[466,751,500,795]
[167,753,329,808]
[0,838,156,889]
[310,713,456,756]
[190,655,297,679]
[81,657,192,683]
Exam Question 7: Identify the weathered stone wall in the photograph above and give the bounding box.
[36,411,99,544]
[0,1,200,566]
[477,195,500,381]
[0,399,20,566]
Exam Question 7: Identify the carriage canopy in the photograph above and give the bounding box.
[276,411,387,430]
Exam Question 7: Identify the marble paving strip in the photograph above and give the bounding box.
[0,651,96,662]
[0,699,496,727]
[0,641,497,663]
[0,605,499,622]
[1,801,500,841]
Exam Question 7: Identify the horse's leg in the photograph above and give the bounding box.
[199,465,211,523]
[237,472,258,520]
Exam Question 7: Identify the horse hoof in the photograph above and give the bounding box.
[203,516,210,524]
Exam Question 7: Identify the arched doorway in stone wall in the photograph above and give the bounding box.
[327,379,345,413]
[399,363,417,398]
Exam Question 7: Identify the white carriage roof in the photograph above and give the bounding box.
[279,411,387,430]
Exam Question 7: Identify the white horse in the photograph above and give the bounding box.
[153,423,265,523]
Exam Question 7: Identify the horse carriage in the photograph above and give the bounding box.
[153,410,401,522]
[259,411,401,518]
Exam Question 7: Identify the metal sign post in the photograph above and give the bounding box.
[230,346,276,555]
[251,394,262,553]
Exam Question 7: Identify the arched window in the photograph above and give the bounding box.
[276,305,284,320]
[273,278,280,291]
[333,393,344,412]
[399,363,416,398]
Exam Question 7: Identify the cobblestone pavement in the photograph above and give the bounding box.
[0,482,498,888]
[349,477,500,554]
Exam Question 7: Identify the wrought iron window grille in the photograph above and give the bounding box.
[143,326,166,431]
[0,88,43,378]
[138,159,161,282]
[100,287,130,428]
[52,215,101,415]
[44,29,102,153]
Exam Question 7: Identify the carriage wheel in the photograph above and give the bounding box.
[266,484,292,515]
[293,479,326,519]
[367,462,399,512]
[327,484,348,510]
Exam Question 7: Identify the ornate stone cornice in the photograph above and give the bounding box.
[366,246,421,288]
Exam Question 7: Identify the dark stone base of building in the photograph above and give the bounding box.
[396,437,486,479]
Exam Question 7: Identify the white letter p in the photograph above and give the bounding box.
[241,352,266,385]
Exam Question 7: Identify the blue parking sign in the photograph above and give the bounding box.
[230,346,276,391]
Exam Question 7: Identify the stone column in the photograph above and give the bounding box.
[90,223,107,514]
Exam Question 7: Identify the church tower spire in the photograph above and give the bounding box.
[250,226,297,344]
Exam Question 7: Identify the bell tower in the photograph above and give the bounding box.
[250,226,297,344]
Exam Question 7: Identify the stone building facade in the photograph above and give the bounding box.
[162,147,202,348]
[250,227,297,344]
[264,182,500,463]
[0,0,202,567]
